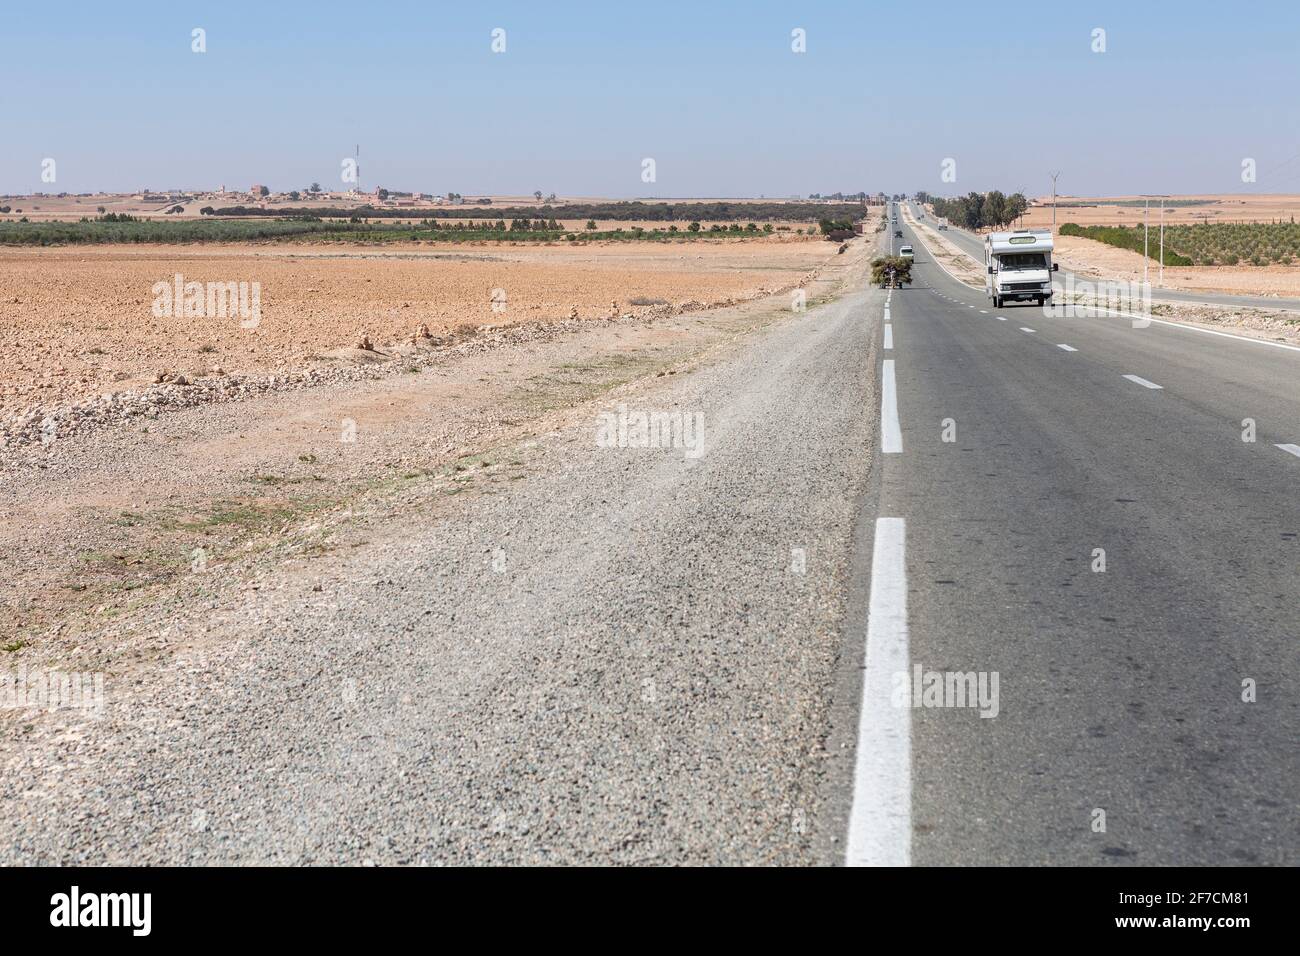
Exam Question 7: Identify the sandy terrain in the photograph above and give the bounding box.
[0,238,834,418]
[1023,193,1300,228]
[1052,235,1300,299]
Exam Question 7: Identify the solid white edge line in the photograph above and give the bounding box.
[845,516,910,867]
[1133,313,1300,353]
[881,359,903,453]
[1057,344,1078,352]
[1276,443,1300,458]
[1122,374,1163,390]
[884,325,894,350]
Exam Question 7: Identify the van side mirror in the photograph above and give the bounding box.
[987,266,994,275]
[1052,263,1059,272]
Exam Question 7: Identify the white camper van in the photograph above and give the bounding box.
[984,230,1058,308]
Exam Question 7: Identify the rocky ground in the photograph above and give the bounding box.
[0,233,878,865]
[0,236,870,677]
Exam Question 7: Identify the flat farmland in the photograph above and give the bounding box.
[1022,193,1300,228]
[0,237,833,415]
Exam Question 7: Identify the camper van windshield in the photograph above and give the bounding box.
[998,253,1047,271]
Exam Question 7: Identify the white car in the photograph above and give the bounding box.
[899,245,914,259]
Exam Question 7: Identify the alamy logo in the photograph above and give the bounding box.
[1046,273,1151,327]
[891,663,1000,718]
[596,403,705,459]
[151,273,261,328]
[50,886,151,936]
[1,665,104,718]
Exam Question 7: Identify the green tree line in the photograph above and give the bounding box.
[202,200,863,223]
[926,191,1029,230]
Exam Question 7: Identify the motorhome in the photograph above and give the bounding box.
[984,230,1058,307]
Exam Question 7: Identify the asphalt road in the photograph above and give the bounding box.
[855,213,1298,864]
[910,201,1300,312]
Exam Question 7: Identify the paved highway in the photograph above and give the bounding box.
[843,210,1298,864]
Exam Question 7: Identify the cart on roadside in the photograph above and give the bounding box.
[872,256,912,289]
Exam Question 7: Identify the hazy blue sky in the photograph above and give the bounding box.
[4,0,1298,198]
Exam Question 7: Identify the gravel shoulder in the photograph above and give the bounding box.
[1,237,881,865]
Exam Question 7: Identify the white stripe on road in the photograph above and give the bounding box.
[1122,374,1163,390]
[1276,443,1300,458]
[1020,327,1036,333]
[978,310,988,314]
[884,325,893,350]
[882,359,903,454]
[846,516,910,867]
[1056,344,1078,352]
[996,316,1007,321]
[1137,315,1300,353]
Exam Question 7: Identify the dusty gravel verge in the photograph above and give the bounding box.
[0,234,880,865]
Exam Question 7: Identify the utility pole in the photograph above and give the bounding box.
[1143,198,1150,287]
[1050,171,1061,234]
[1159,197,1165,288]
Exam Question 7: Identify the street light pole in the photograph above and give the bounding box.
[1159,197,1165,288]
[1050,171,1060,234]
[1143,198,1150,287]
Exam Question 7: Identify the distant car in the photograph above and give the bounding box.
[937,223,949,231]
[894,230,903,238]
[899,245,914,259]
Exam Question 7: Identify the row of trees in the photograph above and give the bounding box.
[203,200,863,223]
[924,191,1030,230]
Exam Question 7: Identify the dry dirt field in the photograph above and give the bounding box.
[0,237,834,417]
[1023,193,1300,228]
[0,191,839,223]
[1052,235,1300,299]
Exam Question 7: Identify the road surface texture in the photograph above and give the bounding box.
[2,220,1295,866]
